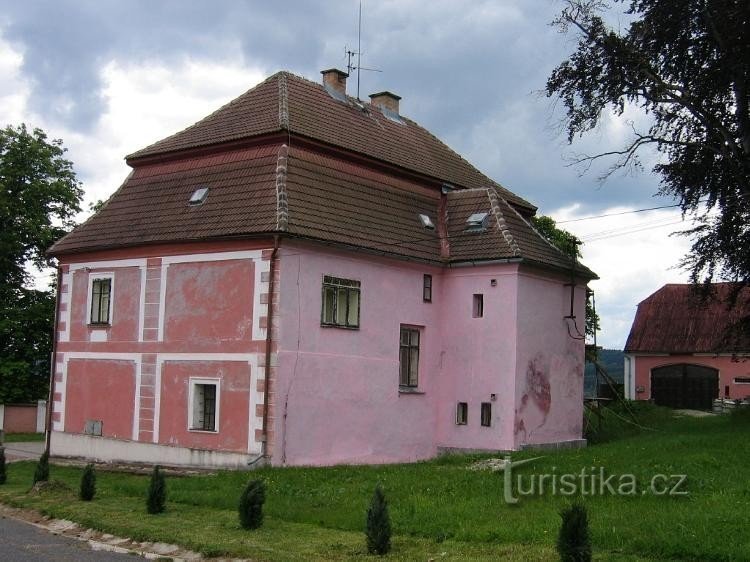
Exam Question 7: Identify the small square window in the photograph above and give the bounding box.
[89,276,112,325]
[480,402,492,427]
[399,326,420,388]
[190,380,219,432]
[735,377,750,384]
[456,402,468,425]
[472,294,484,318]
[321,276,360,328]
[423,274,433,302]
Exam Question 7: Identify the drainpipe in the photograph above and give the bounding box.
[261,235,280,459]
[44,266,63,457]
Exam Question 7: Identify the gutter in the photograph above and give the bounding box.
[261,235,280,459]
[44,266,63,456]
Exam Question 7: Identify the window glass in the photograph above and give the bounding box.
[321,276,360,328]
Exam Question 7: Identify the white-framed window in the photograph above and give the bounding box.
[188,378,220,432]
[87,272,114,325]
[321,275,361,328]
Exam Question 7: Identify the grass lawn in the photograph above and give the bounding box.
[1,404,748,561]
[3,432,45,443]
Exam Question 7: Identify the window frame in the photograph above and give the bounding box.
[188,377,221,433]
[480,402,492,427]
[320,275,361,329]
[86,272,114,326]
[423,274,433,302]
[456,402,468,425]
[472,293,484,318]
[399,325,421,388]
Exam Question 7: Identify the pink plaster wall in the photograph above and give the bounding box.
[164,260,255,343]
[633,354,750,401]
[65,359,136,439]
[157,360,251,453]
[2,405,38,433]
[69,266,141,343]
[513,269,586,448]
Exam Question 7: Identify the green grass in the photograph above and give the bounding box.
[3,432,45,443]
[1,405,748,561]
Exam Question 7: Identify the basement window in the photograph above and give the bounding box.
[456,402,468,425]
[189,379,219,432]
[423,274,433,302]
[188,187,209,206]
[472,294,484,318]
[88,274,113,325]
[321,275,361,329]
[481,402,492,427]
[735,377,750,384]
[399,326,421,388]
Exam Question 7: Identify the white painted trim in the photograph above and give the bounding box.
[157,263,168,341]
[154,359,162,443]
[623,354,636,399]
[253,259,271,341]
[161,250,263,266]
[86,272,115,327]
[187,377,221,433]
[138,266,146,342]
[132,361,142,440]
[0,405,4,431]
[60,271,72,342]
[69,258,147,271]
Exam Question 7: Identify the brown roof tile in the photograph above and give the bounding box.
[624,283,750,353]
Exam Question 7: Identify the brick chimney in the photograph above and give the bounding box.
[321,68,348,95]
[369,91,401,114]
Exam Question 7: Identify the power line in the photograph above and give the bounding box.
[556,203,683,224]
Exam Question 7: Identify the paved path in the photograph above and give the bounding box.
[0,516,136,561]
[3,441,44,462]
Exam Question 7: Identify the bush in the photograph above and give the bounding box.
[0,447,6,485]
[33,451,49,485]
[146,465,167,514]
[238,479,266,530]
[79,463,96,501]
[365,484,391,555]
[557,502,592,562]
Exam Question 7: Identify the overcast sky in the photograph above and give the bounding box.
[0,0,694,348]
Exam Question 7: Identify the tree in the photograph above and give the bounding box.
[557,502,592,562]
[0,448,6,485]
[532,215,600,338]
[238,479,266,530]
[546,0,750,287]
[146,465,167,514]
[365,484,392,555]
[0,124,82,402]
[79,463,96,501]
[33,451,50,485]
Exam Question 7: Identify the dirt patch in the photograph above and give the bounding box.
[673,409,717,418]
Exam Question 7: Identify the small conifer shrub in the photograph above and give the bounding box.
[79,463,96,501]
[0,447,6,485]
[33,451,50,485]
[557,502,592,562]
[146,465,167,514]
[365,484,392,555]
[238,479,266,529]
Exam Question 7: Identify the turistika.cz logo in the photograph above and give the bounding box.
[501,455,688,504]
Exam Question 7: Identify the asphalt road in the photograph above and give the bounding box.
[0,516,136,561]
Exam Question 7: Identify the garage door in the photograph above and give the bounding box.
[651,364,719,410]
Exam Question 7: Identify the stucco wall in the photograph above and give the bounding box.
[632,354,750,401]
[513,269,586,448]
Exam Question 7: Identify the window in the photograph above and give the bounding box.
[399,326,420,387]
[472,294,484,318]
[735,377,750,384]
[480,402,492,427]
[89,276,112,324]
[321,275,360,328]
[423,274,432,302]
[189,379,219,432]
[456,402,468,425]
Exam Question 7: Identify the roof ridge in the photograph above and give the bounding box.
[278,72,289,129]
[486,188,520,256]
[275,143,289,231]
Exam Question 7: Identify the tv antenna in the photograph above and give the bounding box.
[345,0,381,99]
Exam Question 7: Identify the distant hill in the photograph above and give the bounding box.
[584,349,624,396]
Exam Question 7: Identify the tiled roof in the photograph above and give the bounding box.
[127,71,535,214]
[624,283,750,353]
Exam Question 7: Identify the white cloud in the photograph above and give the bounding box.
[0,34,33,125]
[548,204,693,349]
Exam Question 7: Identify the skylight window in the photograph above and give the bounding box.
[419,214,435,230]
[465,212,490,233]
[188,187,209,206]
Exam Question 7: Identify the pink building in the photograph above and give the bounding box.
[48,70,595,468]
[624,283,750,409]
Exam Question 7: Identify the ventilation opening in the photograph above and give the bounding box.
[465,212,489,233]
[188,187,209,206]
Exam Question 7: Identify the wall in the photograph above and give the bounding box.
[513,268,587,448]
[632,354,750,401]
[51,240,274,465]
[1,404,39,433]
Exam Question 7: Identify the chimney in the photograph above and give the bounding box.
[369,91,401,115]
[321,68,348,96]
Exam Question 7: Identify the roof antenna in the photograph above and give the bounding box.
[345,0,381,99]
